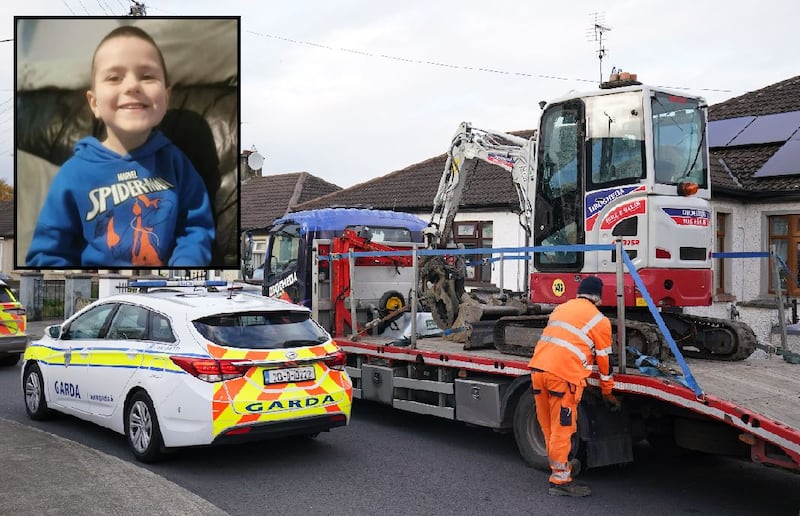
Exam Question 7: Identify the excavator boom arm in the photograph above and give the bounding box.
[421,122,536,330]
[425,122,535,249]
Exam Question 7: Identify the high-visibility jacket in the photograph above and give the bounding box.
[528,297,614,395]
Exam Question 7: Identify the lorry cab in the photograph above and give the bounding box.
[261,208,427,311]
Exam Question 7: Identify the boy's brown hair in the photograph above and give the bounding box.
[90,25,170,87]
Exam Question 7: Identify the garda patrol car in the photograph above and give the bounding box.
[0,279,27,367]
[21,280,352,462]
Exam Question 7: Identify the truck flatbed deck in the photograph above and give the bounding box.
[686,357,800,449]
[341,335,800,464]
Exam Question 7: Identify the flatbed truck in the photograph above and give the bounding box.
[246,207,800,473]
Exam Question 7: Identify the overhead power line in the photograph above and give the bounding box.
[76,0,91,15]
[245,29,735,94]
[246,29,595,85]
[62,0,76,15]
[95,0,110,15]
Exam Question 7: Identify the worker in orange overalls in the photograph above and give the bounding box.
[528,276,620,497]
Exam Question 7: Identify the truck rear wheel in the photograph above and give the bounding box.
[512,388,549,471]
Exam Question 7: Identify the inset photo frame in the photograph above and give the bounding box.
[15,16,240,270]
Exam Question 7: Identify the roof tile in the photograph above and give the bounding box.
[296,130,535,212]
[709,75,800,121]
[240,172,341,229]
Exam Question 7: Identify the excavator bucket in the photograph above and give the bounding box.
[419,256,465,329]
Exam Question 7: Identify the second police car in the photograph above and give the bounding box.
[0,279,27,367]
[21,281,353,462]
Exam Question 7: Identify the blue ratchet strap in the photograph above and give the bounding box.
[509,243,702,396]
[627,346,690,389]
[711,251,769,259]
[621,252,705,399]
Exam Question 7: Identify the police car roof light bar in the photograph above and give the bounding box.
[129,280,229,288]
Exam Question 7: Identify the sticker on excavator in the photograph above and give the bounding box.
[552,279,566,297]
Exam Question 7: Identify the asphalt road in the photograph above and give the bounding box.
[1,354,799,515]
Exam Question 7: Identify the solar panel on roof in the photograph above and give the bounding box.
[728,110,800,146]
[753,140,800,178]
[708,116,755,147]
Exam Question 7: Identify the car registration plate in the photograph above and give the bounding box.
[264,366,316,384]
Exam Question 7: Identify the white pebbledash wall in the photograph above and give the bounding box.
[687,199,799,353]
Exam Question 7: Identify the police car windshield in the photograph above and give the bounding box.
[192,311,329,349]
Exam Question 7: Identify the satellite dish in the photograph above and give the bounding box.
[247,151,264,170]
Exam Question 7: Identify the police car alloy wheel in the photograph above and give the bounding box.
[125,391,164,463]
[23,363,52,420]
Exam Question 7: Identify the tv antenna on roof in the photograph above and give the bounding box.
[586,12,612,85]
[128,1,147,16]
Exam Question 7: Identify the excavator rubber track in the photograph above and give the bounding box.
[491,315,549,357]
[653,312,759,361]
[491,312,757,363]
[609,318,668,363]
[491,315,667,367]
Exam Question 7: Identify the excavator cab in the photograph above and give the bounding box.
[531,83,713,309]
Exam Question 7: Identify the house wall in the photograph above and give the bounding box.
[410,210,529,293]
[712,199,761,301]
[0,238,13,275]
[687,198,799,348]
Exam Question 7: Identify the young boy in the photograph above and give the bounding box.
[25,25,215,267]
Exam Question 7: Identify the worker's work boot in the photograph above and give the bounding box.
[548,482,592,497]
[569,458,582,478]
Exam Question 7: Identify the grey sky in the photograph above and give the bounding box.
[3,0,799,189]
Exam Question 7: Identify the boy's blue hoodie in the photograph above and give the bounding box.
[26,131,215,267]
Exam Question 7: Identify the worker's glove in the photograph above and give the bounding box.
[602,393,622,412]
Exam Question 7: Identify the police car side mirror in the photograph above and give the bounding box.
[47,325,63,339]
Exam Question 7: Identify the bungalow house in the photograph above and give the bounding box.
[687,75,800,346]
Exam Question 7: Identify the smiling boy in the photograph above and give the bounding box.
[26,25,215,267]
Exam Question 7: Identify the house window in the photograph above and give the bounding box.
[768,215,800,296]
[252,238,268,269]
[453,221,493,284]
[715,212,730,297]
